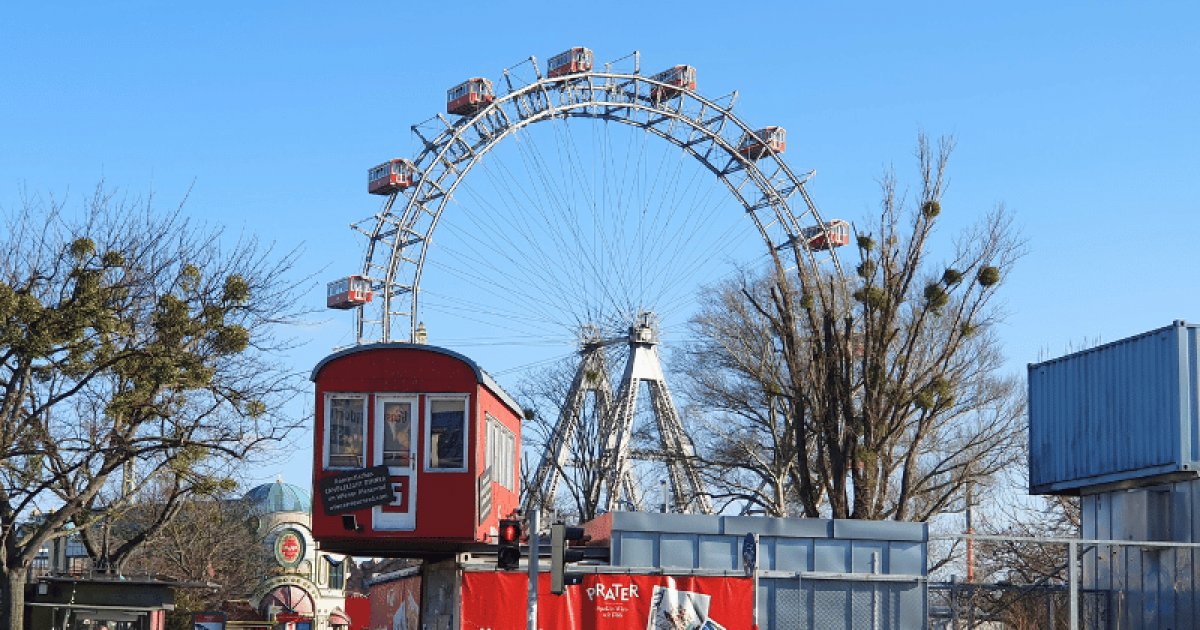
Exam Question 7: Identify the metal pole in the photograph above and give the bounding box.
[752,534,760,630]
[528,510,539,630]
[966,482,975,583]
[1068,539,1079,630]
[871,553,880,629]
[742,531,760,630]
[965,483,976,630]
[949,575,958,630]
[967,581,975,629]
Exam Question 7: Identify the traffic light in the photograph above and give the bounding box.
[550,523,587,594]
[497,518,522,570]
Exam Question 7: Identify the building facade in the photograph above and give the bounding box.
[242,481,355,630]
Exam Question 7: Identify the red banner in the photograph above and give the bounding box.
[192,612,226,630]
[461,572,754,629]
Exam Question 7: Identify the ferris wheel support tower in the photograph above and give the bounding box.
[526,313,712,522]
[595,312,712,515]
[525,327,614,523]
[528,312,710,523]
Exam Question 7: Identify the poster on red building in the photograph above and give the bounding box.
[461,572,754,630]
[368,574,422,630]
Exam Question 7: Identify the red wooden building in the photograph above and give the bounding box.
[310,344,522,557]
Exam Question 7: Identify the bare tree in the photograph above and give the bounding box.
[682,135,1026,520]
[935,495,1081,629]
[983,495,1080,582]
[519,352,612,523]
[678,271,807,516]
[0,186,306,627]
[116,489,276,630]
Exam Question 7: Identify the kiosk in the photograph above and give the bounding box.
[310,344,522,556]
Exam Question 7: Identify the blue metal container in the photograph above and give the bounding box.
[1028,321,1200,494]
[1081,479,1200,629]
[605,512,928,630]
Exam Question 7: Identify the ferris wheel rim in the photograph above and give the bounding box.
[357,67,844,344]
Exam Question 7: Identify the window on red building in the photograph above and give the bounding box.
[427,397,467,471]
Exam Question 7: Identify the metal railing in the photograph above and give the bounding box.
[931,534,1200,629]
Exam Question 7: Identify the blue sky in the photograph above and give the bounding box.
[3,3,1198,490]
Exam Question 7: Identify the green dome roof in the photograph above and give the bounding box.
[243,480,311,514]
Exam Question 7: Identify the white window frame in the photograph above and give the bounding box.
[375,394,418,470]
[485,414,516,492]
[424,394,469,472]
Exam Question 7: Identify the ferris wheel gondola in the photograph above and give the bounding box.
[738,126,786,160]
[648,64,697,101]
[367,159,416,196]
[547,47,594,78]
[446,78,495,117]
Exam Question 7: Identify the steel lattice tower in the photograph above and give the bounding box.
[526,313,712,523]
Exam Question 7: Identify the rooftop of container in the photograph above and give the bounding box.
[1027,319,1193,369]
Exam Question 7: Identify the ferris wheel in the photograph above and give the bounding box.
[328,48,848,517]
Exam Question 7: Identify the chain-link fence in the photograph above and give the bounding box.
[759,575,926,630]
[929,581,1115,629]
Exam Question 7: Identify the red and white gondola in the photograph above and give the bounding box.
[737,127,786,160]
[547,47,594,78]
[368,159,416,196]
[447,78,495,117]
[327,275,373,310]
[801,219,851,251]
[648,65,696,101]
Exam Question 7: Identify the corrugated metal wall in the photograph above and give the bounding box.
[1028,321,1200,494]
[1083,480,1200,629]
[606,512,928,629]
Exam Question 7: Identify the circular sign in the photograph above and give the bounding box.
[274,528,306,569]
